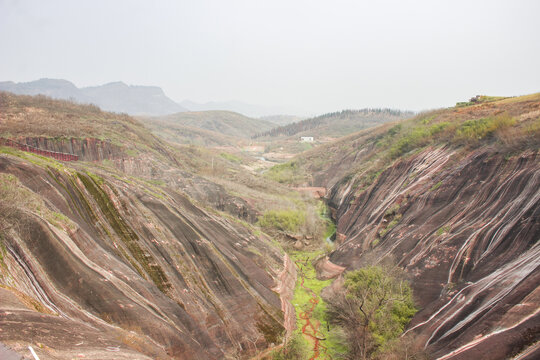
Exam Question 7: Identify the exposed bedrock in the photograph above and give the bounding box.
[19,136,123,161]
[13,136,258,222]
[0,156,285,359]
[323,147,539,359]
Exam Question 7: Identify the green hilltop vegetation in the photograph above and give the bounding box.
[253,108,413,139]
[455,94,508,107]
[265,93,540,186]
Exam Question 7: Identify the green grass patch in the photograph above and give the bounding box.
[219,152,242,163]
[456,95,507,107]
[430,181,443,191]
[145,179,166,186]
[289,250,345,358]
[389,122,450,159]
[379,214,402,238]
[0,146,69,172]
[436,225,451,236]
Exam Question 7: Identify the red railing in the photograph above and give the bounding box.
[0,138,79,161]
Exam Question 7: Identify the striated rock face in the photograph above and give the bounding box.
[0,155,285,359]
[272,254,297,338]
[10,137,259,222]
[323,147,539,359]
[19,136,124,161]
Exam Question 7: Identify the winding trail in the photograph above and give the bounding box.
[295,258,332,360]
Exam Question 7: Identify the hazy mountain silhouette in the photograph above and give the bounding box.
[0,78,188,115]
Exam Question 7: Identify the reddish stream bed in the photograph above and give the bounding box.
[295,259,332,360]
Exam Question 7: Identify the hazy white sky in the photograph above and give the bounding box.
[1,0,539,115]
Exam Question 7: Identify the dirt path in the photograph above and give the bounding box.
[295,258,332,360]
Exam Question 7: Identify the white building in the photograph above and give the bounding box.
[300,136,314,143]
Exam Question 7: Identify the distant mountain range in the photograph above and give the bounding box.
[0,78,188,116]
[0,78,295,118]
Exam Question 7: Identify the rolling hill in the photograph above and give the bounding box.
[259,114,304,126]
[254,108,413,139]
[145,110,276,140]
[179,99,286,118]
[141,118,241,147]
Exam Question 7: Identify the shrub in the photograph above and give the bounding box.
[436,225,451,235]
[219,152,241,163]
[271,334,308,360]
[389,127,430,159]
[379,214,402,238]
[326,265,416,360]
[265,161,305,184]
[257,209,306,233]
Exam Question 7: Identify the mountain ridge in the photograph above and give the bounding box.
[0,78,188,116]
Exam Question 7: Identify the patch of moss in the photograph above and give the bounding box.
[0,284,55,315]
[437,225,451,236]
[430,181,443,192]
[76,172,171,293]
[220,152,242,164]
[256,304,285,344]
[0,239,7,271]
[0,146,68,172]
[379,214,402,238]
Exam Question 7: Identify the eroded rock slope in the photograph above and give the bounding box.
[0,155,286,359]
[0,93,289,359]
[301,95,540,359]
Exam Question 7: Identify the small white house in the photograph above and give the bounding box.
[300,136,314,143]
